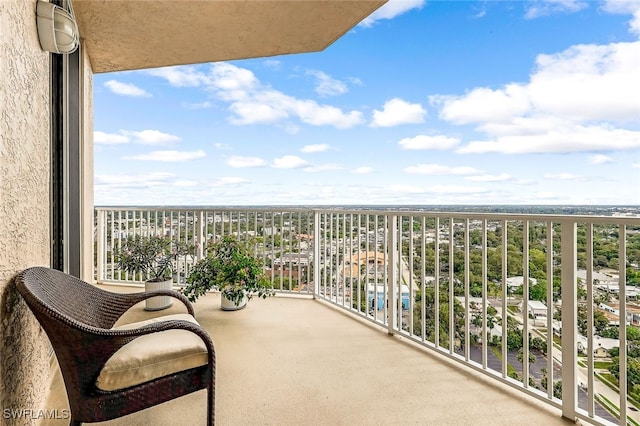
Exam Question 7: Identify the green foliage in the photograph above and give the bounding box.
[517,348,536,365]
[182,235,274,305]
[601,326,640,342]
[116,235,191,282]
[609,357,640,400]
[412,283,465,347]
[530,337,547,353]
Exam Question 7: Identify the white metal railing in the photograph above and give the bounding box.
[95,207,640,426]
[95,207,314,294]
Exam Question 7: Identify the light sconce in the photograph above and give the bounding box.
[36,1,79,54]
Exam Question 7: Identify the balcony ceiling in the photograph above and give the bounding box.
[72,0,387,73]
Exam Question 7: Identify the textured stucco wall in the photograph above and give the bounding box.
[0,0,52,424]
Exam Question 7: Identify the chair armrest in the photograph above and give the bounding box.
[103,289,196,326]
[124,289,196,316]
[106,319,215,359]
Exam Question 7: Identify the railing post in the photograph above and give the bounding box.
[619,224,628,426]
[96,209,105,283]
[313,211,320,299]
[387,214,398,334]
[197,211,204,260]
[560,220,577,422]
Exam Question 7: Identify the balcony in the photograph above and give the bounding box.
[83,207,640,425]
[42,290,568,425]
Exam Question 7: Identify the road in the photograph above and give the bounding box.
[504,305,638,424]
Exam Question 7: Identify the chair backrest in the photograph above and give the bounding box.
[15,267,124,403]
[16,266,120,329]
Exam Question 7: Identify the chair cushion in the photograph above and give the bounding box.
[96,313,208,391]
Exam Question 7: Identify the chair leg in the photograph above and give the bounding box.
[207,381,215,426]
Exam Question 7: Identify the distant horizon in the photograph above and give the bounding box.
[95,204,640,210]
[94,1,640,206]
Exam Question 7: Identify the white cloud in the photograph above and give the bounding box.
[543,173,587,181]
[633,162,640,168]
[589,154,613,164]
[304,164,343,173]
[398,135,460,150]
[473,9,487,19]
[529,43,640,121]
[94,131,129,145]
[427,185,489,194]
[465,173,512,182]
[384,184,488,195]
[273,155,309,169]
[123,130,182,145]
[307,70,348,97]
[292,103,363,128]
[227,156,266,168]
[210,62,259,92]
[104,80,151,97]
[211,177,249,186]
[434,41,640,154]
[228,102,289,124]
[432,84,530,125]
[124,150,206,162]
[214,63,363,128]
[182,101,212,109]
[602,0,640,36]
[173,180,199,187]
[213,143,231,150]
[403,164,482,175]
[95,172,175,188]
[457,123,640,154]
[371,98,426,127]
[360,0,425,27]
[301,144,330,153]
[352,166,374,174]
[263,59,281,69]
[146,66,210,87]
[525,0,589,19]
[147,62,365,129]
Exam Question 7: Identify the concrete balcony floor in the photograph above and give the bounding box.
[42,289,576,425]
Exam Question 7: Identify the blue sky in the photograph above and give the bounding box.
[94,0,640,206]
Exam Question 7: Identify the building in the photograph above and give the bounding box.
[506,276,538,290]
[597,302,640,325]
[518,300,548,318]
[343,250,386,278]
[367,283,411,311]
[577,335,619,358]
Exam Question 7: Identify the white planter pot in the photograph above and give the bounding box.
[145,278,173,311]
[221,293,247,311]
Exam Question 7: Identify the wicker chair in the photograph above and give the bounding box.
[15,267,215,425]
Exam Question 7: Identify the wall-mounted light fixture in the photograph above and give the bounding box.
[36,1,79,54]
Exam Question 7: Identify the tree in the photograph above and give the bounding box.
[530,337,547,353]
[629,326,640,342]
[529,282,547,301]
[609,357,640,389]
[517,348,536,367]
[594,310,610,335]
[541,368,563,400]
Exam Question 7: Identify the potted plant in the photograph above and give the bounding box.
[182,235,274,310]
[116,235,193,311]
